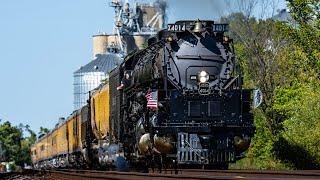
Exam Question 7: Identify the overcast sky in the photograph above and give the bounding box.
[0,0,287,134]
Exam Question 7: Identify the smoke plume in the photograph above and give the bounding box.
[154,0,168,14]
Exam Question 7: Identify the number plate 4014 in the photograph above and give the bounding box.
[167,24,186,32]
[198,83,210,95]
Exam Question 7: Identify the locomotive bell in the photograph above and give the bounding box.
[193,20,204,33]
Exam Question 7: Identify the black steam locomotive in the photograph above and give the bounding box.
[108,20,255,169]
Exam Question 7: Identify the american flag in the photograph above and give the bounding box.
[145,89,158,109]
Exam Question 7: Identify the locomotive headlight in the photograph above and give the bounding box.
[198,71,209,83]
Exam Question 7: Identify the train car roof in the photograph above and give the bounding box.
[33,107,84,144]
[90,82,109,96]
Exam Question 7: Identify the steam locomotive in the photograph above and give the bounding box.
[31,20,254,170]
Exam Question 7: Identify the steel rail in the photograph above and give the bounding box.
[37,169,320,180]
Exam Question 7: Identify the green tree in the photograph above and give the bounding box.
[221,0,320,168]
[271,0,320,169]
[226,0,320,170]
[281,0,320,71]
[38,126,50,137]
[19,124,37,165]
[0,122,37,166]
[273,78,320,169]
[0,122,22,164]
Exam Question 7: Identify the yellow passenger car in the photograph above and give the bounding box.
[67,111,82,153]
[90,84,110,140]
[56,121,68,155]
[50,129,58,158]
[36,136,48,161]
[46,132,53,160]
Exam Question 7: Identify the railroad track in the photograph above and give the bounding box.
[36,169,320,180]
[0,170,44,180]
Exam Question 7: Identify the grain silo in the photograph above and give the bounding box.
[73,54,121,109]
[92,34,108,58]
[92,34,120,59]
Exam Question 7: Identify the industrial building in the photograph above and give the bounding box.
[73,0,166,110]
